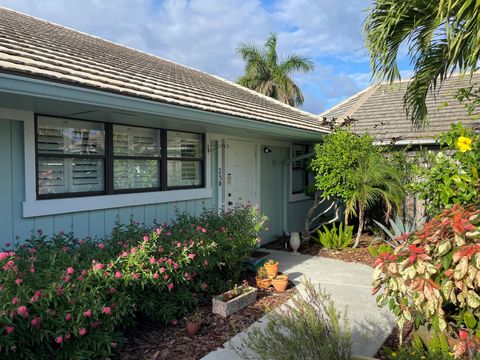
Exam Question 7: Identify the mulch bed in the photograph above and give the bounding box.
[263,235,378,268]
[375,322,415,359]
[115,278,296,360]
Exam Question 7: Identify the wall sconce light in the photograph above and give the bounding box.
[264,147,272,153]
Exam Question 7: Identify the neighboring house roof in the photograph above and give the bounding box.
[320,73,480,143]
[0,7,328,133]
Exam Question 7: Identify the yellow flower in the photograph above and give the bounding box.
[391,352,397,358]
[457,136,472,152]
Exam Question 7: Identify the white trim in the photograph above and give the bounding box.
[23,188,212,217]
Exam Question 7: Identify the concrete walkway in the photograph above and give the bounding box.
[202,249,396,359]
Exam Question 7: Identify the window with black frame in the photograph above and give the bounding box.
[166,131,203,188]
[35,116,206,199]
[36,116,106,198]
[112,124,162,192]
[291,144,309,194]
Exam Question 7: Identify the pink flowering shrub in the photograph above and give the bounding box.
[0,206,265,359]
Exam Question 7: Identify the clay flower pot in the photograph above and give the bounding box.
[256,276,272,289]
[272,274,288,293]
[264,260,279,278]
[186,321,201,335]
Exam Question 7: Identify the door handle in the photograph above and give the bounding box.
[228,201,233,205]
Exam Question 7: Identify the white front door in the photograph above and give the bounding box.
[225,139,257,211]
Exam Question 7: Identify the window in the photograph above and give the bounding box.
[113,125,161,191]
[36,117,105,197]
[291,144,309,194]
[35,116,205,199]
[166,131,203,188]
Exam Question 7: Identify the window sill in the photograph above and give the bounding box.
[23,188,212,217]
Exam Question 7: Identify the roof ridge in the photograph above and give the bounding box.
[319,84,374,118]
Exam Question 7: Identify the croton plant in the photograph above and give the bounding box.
[372,205,480,357]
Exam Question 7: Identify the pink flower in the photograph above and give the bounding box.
[109,287,116,294]
[158,247,164,253]
[165,232,172,237]
[81,269,88,276]
[15,278,23,285]
[167,259,173,265]
[30,295,39,304]
[97,243,105,249]
[65,332,71,340]
[196,225,202,231]
[83,310,92,318]
[31,316,41,329]
[133,273,140,280]
[176,242,182,248]
[204,260,208,266]
[164,274,169,280]
[11,297,18,304]
[143,235,150,242]
[63,275,71,283]
[168,283,174,290]
[5,325,14,334]
[111,341,118,348]
[153,272,160,279]
[173,263,179,270]
[149,257,156,264]
[102,306,112,315]
[121,251,128,257]
[29,248,37,254]
[130,247,137,254]
[94,263,104,271]
[160,267,165,274]
[188,253,196,260]
[55,336,63,344]
[17,306,28,318]
[201,228,207,233]
[65,313,72,321]
[30,265,35,273]
[78,328,87,336]
[62,246,68,253]
[77,276,84,281]
[0,252,9,261]
[202,282,208,289]
[115,271,122,279]
[155,227,162,235]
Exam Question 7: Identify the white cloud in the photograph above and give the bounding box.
[0,0,374,114]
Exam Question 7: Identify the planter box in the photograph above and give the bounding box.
[212,286,258,317]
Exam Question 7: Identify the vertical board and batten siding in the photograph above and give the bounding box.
[0,119,214,246]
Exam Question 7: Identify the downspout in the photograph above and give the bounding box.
[282,152,316,236]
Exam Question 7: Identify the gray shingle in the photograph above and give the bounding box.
[0,7,328,133]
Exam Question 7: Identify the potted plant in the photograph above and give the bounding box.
[212,280,258,317]
[263,259,279,278]
[186,310,203,335]
[255,266,271,289]
[271,273,289,293]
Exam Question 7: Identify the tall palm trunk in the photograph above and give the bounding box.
[353,204,365,248]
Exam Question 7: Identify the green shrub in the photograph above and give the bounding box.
[0,205,266,359]
[315,223,353,251]
[238,279,351,360]
[385,334,455,360]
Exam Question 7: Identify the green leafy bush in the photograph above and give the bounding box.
[238,279,351,360]
[385,334,455,360]
[0,206,266,359]
[411,123,479,215]
[372,205,480,358]
[315,223,353,251]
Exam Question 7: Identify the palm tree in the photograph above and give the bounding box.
[364,0,480,128]
[345,151,404,248]
[236,33,314,107]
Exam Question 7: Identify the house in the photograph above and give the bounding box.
[0,7,329,247]
[320,73,480,146]
[320,73,480,222]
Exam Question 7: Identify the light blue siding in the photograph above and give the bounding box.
[0,119,214,246]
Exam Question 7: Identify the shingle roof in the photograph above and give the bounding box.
[0,7,328,133]
[320,74,480,142]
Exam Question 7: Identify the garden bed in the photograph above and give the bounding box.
[263,235,377,268]
[116,277,297,360]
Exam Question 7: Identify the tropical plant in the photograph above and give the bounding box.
[410,123,480,215]
[315,223,353,251]
[236,33,314,106]
[374,215,424,247]
[364,0,480,128]
[310,129,405,248]
[372,205,480,358]
[238,279,351,360]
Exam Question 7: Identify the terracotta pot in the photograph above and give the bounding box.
[186,321,201,335]
[272,276,288,292]
[256,276,272,289]
[264,262,279,278]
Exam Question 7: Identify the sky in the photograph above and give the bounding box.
[0,0,410,114]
